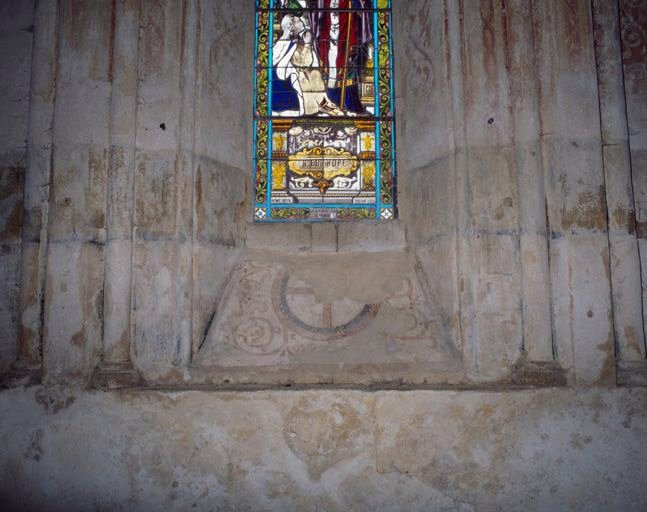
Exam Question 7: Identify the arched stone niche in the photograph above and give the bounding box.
[3,0,646,389]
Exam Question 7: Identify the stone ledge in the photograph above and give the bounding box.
[508,360,568,387]
[617,360,647,387]
[90,363,142,390]
[0,363,42,389]
[1,385,645,510]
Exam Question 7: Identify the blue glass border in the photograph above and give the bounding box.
[254,0,394,222]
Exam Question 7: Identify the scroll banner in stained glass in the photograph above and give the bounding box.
[254,0,396,222]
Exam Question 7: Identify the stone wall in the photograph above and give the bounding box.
[0,386,645,511]
[0,0,646,509]
[0,0,645,388]
[621,0,647,377]
[0,0,644,388]
[0,0,33,372]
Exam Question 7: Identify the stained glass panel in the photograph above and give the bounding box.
[254,0,396,222]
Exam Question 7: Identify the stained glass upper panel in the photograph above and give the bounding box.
[254,0,395,222]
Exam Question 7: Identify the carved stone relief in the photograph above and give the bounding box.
[194,258,462,381]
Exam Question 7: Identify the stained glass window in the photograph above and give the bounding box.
[254,0,396,222]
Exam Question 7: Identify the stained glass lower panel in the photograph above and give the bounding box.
[254,119,395,222]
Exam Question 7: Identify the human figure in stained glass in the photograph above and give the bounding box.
[272,0,373,116]
[309,0,373,114]
[273,1,344,116]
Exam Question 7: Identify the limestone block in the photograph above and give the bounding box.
[311,223,337,252]
[544,140,606,235]
[608,234,646,359]
[134,151,179,237]
[53,2,112,147]
[632,151,647,222]
[198,0,254,171]
[0,167,24,244]
[102,239,133,363]
[17,241,42,362]
[401,156,455,245]
[43,0,111,396]
[550,235,615,385]
[533,0,616,383]
[459,0,514,150]
[17,0,57,370]
[414,243,461,351]
[194,159,246,246]
[593,0,630,143]
[519,231,553,361]
[135,0,183,152]
[621,0,647,152]
[542,134,614,381]
[40,0,113,382]
[601,141,644,360]
[468,150,519,233]
[135,91,182,153]
[0,244,21,371]
[52,81,111,146]
[106,143,136,240]
[191,243,242,354]
[0,4,33,155]
[132,239,182,373]
[245,223,312,252]
[48,144,108,243]
[109,0,140,143]
[570,236,615,384]
[468,270,523,380]
[548,235,573,370]
[337,221,406,253]
[42,242,104,382]
[20,143,52,243]
[0,0,33,33]
[0,168,25,368]
[394,0,450,171]
[191,158,247,355]
[0,0,34,371]
[641,239,647,347]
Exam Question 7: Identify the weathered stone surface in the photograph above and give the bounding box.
[337,221,407,252]
[43,242,104,381]
[189,0,252,357]
[620,0,647,363]
[0,167,24,371]
[101,0,141,369]
[0,0,33,372]
[0,0,643,387]
[41,0,112,383]
[311,223,337,253]
[199,0,254,173]
[533,0,617,385]
[0,387,645,511]
[0,0,646,507]
[17,0,56,369]
[246,222,313,252]
[194,256,462,386]
[0,0,33,155]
